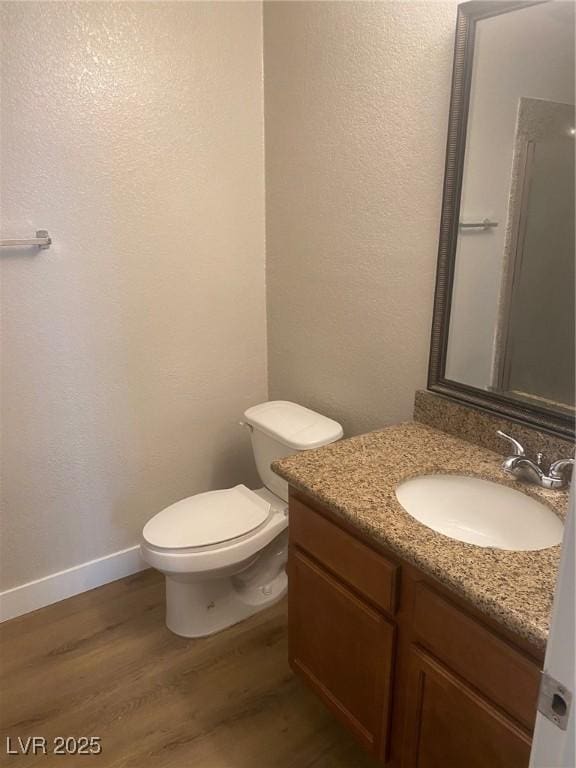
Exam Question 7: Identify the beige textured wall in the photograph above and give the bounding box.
[264,1,457,436]
[0,2,266,590]
[2,1,460,592]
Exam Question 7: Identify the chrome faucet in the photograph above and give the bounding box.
[496,431,574,490]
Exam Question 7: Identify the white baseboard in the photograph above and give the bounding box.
[0,545,149,623]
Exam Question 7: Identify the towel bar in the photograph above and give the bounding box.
[0,230,52,249]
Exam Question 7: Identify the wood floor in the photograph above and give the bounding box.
[0,570,379,767]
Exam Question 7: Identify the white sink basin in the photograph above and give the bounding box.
[395,475,563,551]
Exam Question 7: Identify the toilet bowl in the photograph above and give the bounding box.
[141,401,343,638]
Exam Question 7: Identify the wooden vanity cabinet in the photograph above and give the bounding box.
[289,549,395,757]
[401,647,532,768]
[288,489,543,768]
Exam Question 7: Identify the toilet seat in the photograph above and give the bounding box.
[141,486,287,577]
[143,484,272,550]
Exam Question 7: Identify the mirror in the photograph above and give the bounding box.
[429,0,575,437]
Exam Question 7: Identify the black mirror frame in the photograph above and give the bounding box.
[427,0,575,439]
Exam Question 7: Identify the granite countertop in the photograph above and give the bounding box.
[273,421,569,652]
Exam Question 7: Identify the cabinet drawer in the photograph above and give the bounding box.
[412,583,540,730]
[290,496,398,614]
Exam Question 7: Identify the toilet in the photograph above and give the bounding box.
[141,401,343,637]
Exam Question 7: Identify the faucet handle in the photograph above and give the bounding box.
[549,457,575,482]
[496,430,526,457]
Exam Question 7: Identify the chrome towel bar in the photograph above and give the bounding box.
[0,230,52,249]
[458,218,498,231]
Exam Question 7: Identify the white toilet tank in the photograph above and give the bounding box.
[242,401,343,502]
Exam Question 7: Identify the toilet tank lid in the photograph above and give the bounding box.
[243,401,343,450]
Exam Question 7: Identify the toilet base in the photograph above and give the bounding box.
[165,568,287,638]
[163,531,288,637]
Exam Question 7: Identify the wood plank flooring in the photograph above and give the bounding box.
[0,570,379,767]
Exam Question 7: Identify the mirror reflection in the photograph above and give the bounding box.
[445,1,575,416]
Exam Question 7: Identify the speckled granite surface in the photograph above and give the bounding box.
[273,422,569,652]
[414,390,574,464]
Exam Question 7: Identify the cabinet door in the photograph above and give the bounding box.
[289,547,394,759]
[402,646,532,768]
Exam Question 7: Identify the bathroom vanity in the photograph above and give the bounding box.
[273,422,569,768]
[289,489,538,767]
